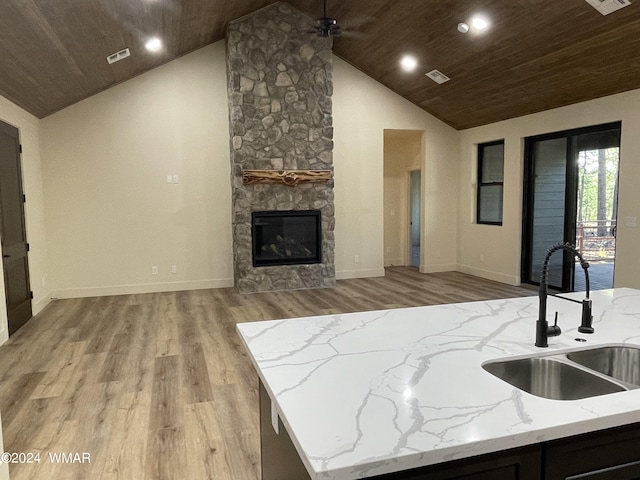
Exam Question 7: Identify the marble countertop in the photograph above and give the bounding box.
[236,288,640,480]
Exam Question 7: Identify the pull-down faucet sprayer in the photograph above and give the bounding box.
[535,242,594,348]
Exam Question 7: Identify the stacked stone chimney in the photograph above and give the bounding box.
[226,2,336,293]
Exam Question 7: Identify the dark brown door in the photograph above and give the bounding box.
[0,119,32,334]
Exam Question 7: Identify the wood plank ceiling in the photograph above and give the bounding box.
[0,0,638,130]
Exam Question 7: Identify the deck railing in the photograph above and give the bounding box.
[576,220,616,261]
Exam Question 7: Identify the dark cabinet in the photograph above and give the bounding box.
[260,381,311,480]
[544,423,640,480]
[374,446,541,480]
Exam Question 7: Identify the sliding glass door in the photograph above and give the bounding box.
[523,136,571,290]
[522,122,621,291]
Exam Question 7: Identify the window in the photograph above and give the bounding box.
[477,140,504,225]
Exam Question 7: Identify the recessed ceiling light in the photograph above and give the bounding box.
[457,22,470,33]
[470,15,489,31]
[400,55,418,72]
[145,37,163,53]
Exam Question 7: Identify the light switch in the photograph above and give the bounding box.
[172,174,179,184]
[166,175,172,184]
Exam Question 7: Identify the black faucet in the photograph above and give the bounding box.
[535,242,594,347]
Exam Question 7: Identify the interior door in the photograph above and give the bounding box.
[0,119,32,334]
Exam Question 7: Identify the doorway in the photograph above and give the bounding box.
[383,130,424,269]
[409,170,421,267]
[0,119,32,334]
[522,122,621,292]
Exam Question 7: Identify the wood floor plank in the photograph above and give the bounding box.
[155,295,181,358]
[180,341,214,405]
[145,426,186,480]
[99,390,150,480]
[3,397,52,455]
[30,341,87,400]
[211,383,260,479]
[148,355,182,431]
[48,351,108,423]
[184,402,231,479]
[0,267,536,480]
[0,372,46,430]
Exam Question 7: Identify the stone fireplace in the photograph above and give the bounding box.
[226,2,336,293]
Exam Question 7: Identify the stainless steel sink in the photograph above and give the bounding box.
[483,356,625,400]
[567,346,640,387]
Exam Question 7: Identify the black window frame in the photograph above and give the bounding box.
[477,140,505,226]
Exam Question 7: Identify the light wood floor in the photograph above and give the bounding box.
[0,267,535,480]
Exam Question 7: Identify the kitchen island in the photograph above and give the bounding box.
[236,288,640,479]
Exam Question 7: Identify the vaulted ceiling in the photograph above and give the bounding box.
[1,0,638,130]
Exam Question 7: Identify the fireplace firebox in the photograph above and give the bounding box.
[252,210,322,267]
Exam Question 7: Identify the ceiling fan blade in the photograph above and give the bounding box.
[338,30,370,40]
[340,15,376,30]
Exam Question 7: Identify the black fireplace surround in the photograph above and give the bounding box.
[252,210,322,267]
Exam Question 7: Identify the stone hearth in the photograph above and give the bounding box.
[226,2,335,293]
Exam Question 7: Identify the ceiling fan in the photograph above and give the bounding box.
[309,0,342,37]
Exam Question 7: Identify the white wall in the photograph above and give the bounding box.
[0,94,50,342]
[458,89,640,288]
[38,43,460,297]
[41,42,234,297]
[332,57,459,278]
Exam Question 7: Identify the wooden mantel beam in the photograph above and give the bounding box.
[242,170,333,186]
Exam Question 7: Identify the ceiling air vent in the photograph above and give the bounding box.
[106,48,131,65]
[585,0,631,15]
[426,69,450,85]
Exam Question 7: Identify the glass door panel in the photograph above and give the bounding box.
[528,137,568,289]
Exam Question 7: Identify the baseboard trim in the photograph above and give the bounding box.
[53,278,235,299]
[384,258,404,267]
[50,266,515,299]
[456,264,520,286]
[420,263,457,274]
[33,291,54,315]
[336,268,385,280]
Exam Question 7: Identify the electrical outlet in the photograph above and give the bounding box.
[171,265,177,274]
[354,255,360,264]
[152,266,158,275]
